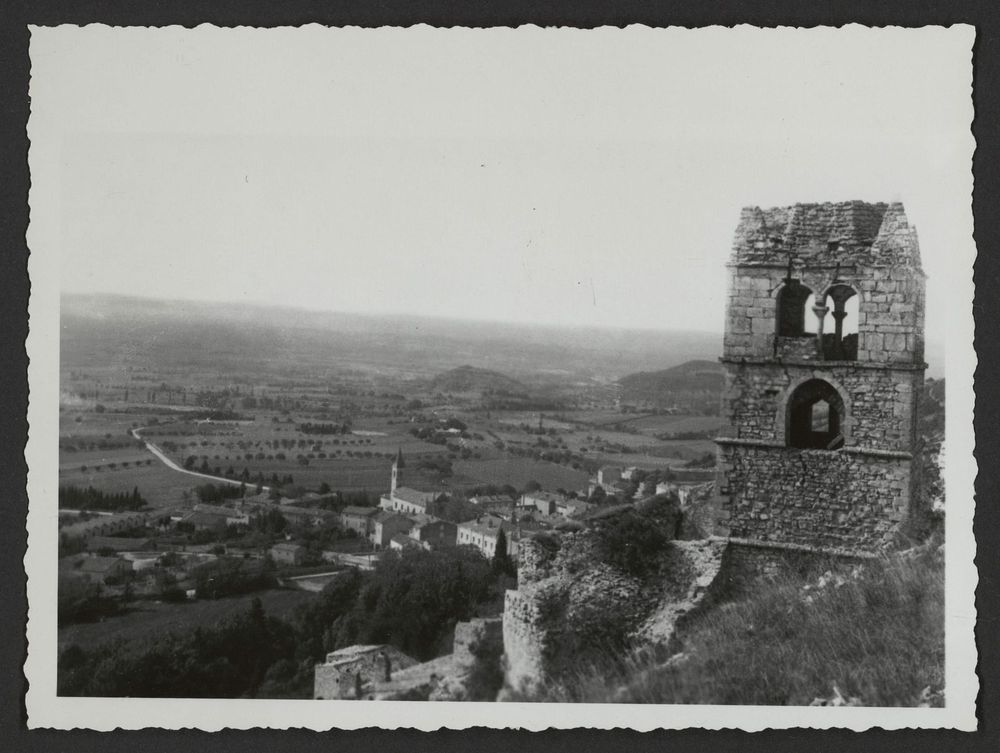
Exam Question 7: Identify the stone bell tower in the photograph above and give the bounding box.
[712,201,926,555]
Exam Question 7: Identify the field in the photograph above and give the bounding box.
[58,588,316,652]
[453,458,589,492]
[59,462,201,509]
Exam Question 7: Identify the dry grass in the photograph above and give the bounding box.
[524,547,944,706]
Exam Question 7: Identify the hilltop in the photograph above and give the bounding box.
[617,360,726,412]
[428,366,527,395]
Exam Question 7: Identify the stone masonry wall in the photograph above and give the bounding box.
[723,267,924,365]
[503,587,549,694]
[719,362,922,452]
[716,443,913,552]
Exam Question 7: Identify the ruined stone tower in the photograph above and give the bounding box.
[713,201,926,555]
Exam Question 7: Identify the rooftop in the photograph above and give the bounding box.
[392,487,437,506]
[730,201,920,268]
[341,506,380,518]
[271,542,306,552]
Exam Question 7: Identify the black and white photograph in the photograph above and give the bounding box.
[23,24,977,730]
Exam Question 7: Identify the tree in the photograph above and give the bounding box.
[492,528,514,576]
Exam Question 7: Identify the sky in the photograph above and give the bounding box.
[30,25,973,351]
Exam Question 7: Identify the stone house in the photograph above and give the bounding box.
[181,511,230,533]
[519,491,566,516]
[313,644,419,700]
[457,515,518,559]
[409,519,457,549]
[370,511,414,550]
[339,506,380,536]
[270,542,307,566]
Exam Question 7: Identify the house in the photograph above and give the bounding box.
[389,533,421,551]
[193,503,252,526]
[270,542,308,566]
[370,511,414,550]
[520,491,566,516]
[470,494,515,518]
[181,511,230,533]
[340,506,380,536]
[621,466,639,481]
[313,644,419,700]
[555,499,596,518]
[280,506,337,527]
[76,555,132,584]
[409,519,457,550]
[655,480,677,497]
[457,515,518,559]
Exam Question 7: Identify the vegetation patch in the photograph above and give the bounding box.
[526,546,944,706]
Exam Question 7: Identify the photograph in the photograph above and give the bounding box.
[23,24,977,731]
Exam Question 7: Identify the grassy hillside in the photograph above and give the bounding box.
[527,545,944,706]
[617,359,726,412]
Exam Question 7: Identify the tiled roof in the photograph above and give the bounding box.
[374,511,412,525]
[390,533,420,548]
[392,487,436,506]
[341,506,380,518]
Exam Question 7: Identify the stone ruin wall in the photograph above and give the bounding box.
[313,646,418,700]
[502,587,549,694]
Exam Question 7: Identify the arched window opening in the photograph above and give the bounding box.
[775,280,812,337]
[803,286,859,361]
[787,379,845,450]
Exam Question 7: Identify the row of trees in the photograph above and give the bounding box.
[58,485,147,512]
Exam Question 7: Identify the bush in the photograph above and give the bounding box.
[464,633,505,701]
[592,509,671,577]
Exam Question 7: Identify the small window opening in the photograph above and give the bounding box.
[787,379,845,450]
[776,280,813,337]
[810,400,831,433]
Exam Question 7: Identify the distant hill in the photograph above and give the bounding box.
[428,365,527,395]
[618,360,726,412]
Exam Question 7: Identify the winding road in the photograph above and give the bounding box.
[130,426,271,492]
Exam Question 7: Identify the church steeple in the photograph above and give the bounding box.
[391,448,404,494]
